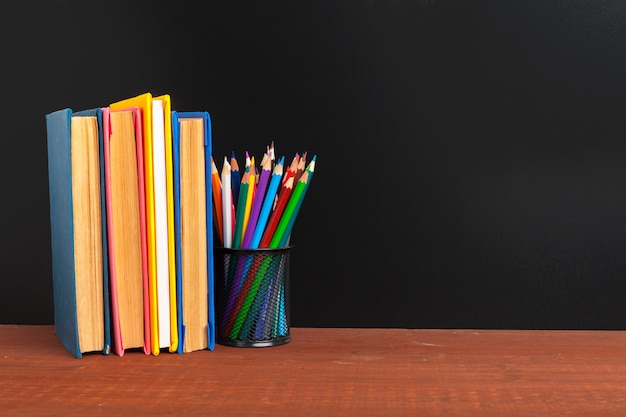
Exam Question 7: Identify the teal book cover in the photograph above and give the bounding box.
[45,108,111,358]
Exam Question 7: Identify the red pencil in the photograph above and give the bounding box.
[259,175,295,248]
[295,151,307,182]
[282,153,299,186]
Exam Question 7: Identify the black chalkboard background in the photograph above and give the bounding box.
[3,0,626,329]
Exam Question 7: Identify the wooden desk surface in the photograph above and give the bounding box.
[2,325,626,416]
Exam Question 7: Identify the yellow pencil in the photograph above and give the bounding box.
[241,157,256,238]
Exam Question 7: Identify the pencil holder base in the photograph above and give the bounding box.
[215,247,292,348]
[217,335,291,348]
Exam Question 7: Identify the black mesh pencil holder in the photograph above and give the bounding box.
[215,247,292,347]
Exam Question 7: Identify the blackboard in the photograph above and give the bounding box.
[3,0,626,329]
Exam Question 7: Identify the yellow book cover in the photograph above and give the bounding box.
[110,92,160,356]
[153,94,178,353]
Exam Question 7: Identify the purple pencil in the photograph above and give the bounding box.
[241,154,272,248]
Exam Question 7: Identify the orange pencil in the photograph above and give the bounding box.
[210,157,223,246]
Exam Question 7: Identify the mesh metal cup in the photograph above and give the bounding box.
[215,247,291,347]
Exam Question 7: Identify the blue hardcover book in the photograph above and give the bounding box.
[172,111,215,353]
[45,108,111,358]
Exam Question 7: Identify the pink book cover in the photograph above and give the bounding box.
[102,107,151,356]
[132,107,151,355]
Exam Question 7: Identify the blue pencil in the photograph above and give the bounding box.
[230,151,240,211]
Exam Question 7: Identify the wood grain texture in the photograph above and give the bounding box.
[2,325,626,416]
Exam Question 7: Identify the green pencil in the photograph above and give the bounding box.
[268,170,309,248]
[278,156,316,247]
[232,168,250,248]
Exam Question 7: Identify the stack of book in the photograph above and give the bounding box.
[45,92,215,358]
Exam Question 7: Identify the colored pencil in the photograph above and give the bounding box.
[277,155,316,247]
[282,153,299,186]
[221,156,233,248]
[254,253,287,339]
[230,151,240,211]
[269,169,310,248]
[222,162,251,328]
[249,156,284,249]
[225,253,264,337]
[241,158,256,239]
[229,251,277,338]
[259,175,295,248]
[242,154,272,249]
[235,254,282,339]
[295,151,307,182]
[255,256,287,339]
[210,156,224,246]
[275,284,287,336]
[220,251,250,334]
[232,167,250,249]
[267,140,275,168]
